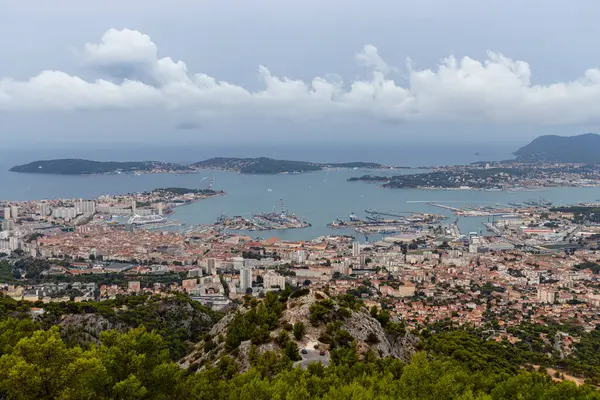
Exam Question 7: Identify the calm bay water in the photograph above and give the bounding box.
[3,144,599,241]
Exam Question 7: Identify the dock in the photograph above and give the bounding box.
[365,209,412,218]
[427,202,463,212]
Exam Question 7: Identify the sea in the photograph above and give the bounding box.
[2,143,600,242]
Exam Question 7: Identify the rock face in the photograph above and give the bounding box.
[183,290,419,371]
[58,314,126,345]
[340,308,418,362]
[53,297,219,352]
[284,291,418,362]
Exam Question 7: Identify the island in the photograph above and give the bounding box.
[9,159,193,175]
[10,157,391,175]
[190,157,386,174]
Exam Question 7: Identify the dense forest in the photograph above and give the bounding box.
[2,292,600,398]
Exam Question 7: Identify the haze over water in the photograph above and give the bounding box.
[4,143,600,241]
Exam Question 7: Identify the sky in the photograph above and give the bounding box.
[2,0,600,148]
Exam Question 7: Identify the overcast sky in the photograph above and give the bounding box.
[1,0,600,148]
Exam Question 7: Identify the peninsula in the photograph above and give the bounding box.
[349,133,600,190]
[10,157,389,175]
[349,163,600,190]
[514,133,600,163]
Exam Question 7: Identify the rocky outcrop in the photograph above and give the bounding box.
[58,313,127,345]
[341,308,418,362]
[183,290,420,371]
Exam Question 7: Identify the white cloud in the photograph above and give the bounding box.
[355,45,395,75]
[2,28,600,125]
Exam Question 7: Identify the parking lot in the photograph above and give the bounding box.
[295,346,330,369]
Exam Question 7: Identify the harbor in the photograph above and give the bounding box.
[327,209,447,236]
[214,200,310,231]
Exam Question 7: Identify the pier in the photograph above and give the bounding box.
[426,202,463,212]
[365,209,412,218]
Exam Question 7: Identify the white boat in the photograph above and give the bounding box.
[128,214,167,225]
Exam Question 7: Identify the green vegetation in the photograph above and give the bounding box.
[225,292,286,350]
[9,159,192,175]
[192,157,383,174]
[0,325,597,400]
[0,261,15,282]
[289,288,310,299]
[309,298,336,325]
[0,294,220,360]
[551,205,600,224]
[293,321,306,340]
[574,261,600,274]
[349,167,526,189]
[0,292,600,398]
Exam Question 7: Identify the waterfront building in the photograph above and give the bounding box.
[3,207,10,219]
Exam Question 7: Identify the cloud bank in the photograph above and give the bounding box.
[2,28,600,125]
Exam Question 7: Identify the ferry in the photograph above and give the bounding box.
[128,214,167,225]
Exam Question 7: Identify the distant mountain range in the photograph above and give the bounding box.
[514,133,600,163]
[9,157,388,175]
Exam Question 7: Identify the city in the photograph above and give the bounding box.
[4,1,600,398]
[3,191,600,336]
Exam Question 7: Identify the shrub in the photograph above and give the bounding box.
[366,332,380,345]
[204,340,217,352]
[338,307,352,319]
[293,322,306,340]
[277,330,290,347]
[285,341,302,361]
[289,288,310,299]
